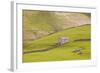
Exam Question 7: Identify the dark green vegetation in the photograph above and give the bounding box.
[82,13,91,17]
[23,24,91,63]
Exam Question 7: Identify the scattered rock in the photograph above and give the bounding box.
[58,37,69,45]
[72,48,83,55]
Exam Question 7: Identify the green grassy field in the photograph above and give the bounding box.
[23,10,91,41]
[23,24,91,63]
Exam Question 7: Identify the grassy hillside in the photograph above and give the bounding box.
[23,24,91,63]
[23,10,91,42]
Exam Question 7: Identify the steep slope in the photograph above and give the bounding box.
[23,24,91,62]
[24,24,90,51]
[23,10,91,42]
